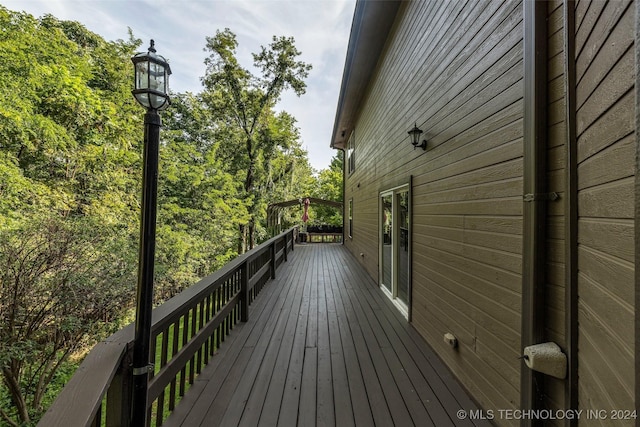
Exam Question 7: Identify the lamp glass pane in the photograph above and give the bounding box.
[408,126,422,145]
[134,92,150,108]
[149,62,165,93]
[135,61,149,90]
[150,93,164,110]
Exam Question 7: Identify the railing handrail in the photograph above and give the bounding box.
[150,228,289,330]
[38,227,296,427]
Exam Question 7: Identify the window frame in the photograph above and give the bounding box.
[348,198,353,239]
[347,131,355,174]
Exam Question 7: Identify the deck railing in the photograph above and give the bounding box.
[38,227,296,427]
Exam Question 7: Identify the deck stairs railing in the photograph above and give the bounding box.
[38,227,296,427]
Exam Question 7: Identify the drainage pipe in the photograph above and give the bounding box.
[521,1,547,425]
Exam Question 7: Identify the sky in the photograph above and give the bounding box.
[1,0,355,171]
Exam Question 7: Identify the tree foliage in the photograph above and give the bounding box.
[0,217,134,425]
[311,152,344,226]
[0,8,142,424]
[0,7,337,424]
[202,28,312,251]
[155,92,247,298]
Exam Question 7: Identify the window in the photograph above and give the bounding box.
[348,198,353,239]
[347,131,355,174]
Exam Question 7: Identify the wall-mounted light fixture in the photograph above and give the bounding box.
[408,123,427,151]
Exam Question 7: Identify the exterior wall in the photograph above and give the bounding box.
[344,1,525,423]
[574,0,636,420]
[341,0,637,423]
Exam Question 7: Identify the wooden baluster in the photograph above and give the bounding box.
[169,320,179,410]
[156,329,169,426]
[179,314,188,397]
[188,308,196,385]
[241,260,249,322]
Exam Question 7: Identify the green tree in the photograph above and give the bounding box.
[0,7,321,423]
[0,8,143,232]
[0,217,134,425]
[312,152,344,226]
[202,28,312,252]
[155,92,247,299]
[0,9,140,424]
[249,110,317,241]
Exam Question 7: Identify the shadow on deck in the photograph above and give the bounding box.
[163,244,489,427]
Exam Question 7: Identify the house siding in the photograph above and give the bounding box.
[340,0,637,423]
[344,1,524,423]
[574,0,636,421]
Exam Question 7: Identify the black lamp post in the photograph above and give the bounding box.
[130,39,171,426]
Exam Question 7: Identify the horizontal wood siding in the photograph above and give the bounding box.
[544,0,567,422]
[574,0,636,421]
[344,1,524,424]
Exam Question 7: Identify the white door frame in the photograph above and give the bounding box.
[379,185,410,318]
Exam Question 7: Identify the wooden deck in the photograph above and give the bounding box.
[164,244,490,427]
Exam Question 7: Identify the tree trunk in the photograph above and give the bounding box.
[243,140,257,252]
[248,220,255,250]
[2,366,30,424]
[0,407,19,427]
[238,223,247,254]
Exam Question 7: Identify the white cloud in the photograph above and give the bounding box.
[1,0,355,170]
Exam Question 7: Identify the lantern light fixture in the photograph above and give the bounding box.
[131,40,172,110]
[408,123,427,151]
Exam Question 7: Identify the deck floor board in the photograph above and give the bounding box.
[163,244,491,427]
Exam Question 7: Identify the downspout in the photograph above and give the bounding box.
[521,1,547,426]
[563,1,578,425]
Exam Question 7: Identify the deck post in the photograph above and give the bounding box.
[283,234,288,262]
[106,345,133,427]
[290,229,294,251]
[270,242,276,279]
[241,260,249,322]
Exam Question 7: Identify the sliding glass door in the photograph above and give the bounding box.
[397,190,409,307]
[381,194,393,293]
[380,187,410,316]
